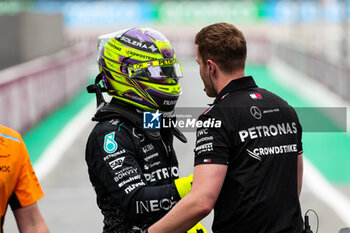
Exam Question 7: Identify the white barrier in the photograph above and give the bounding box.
[0,42,94,133]
[270,40,350,103]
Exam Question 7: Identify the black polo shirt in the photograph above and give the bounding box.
[194,76,303,233]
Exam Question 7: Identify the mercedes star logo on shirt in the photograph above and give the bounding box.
[250,106,262,119]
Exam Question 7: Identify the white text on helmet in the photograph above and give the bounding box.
[163,100,177,106]
[120,36,158,52]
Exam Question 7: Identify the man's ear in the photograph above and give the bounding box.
[207,60,213,72]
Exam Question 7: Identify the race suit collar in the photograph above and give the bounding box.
[92,98,187,143]
[214,76,257,104]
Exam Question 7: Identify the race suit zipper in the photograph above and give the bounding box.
[160,138,176,181]
[161,139,169,157]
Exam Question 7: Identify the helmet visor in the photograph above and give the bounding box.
[128,59,183,80]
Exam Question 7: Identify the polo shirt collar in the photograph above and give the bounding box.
[214,76,257,104]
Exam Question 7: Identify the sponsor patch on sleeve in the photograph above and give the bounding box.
[203,158,212,163]
[109,157,125,170]
[104,132,118,153]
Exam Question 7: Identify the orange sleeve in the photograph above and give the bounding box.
[10,136,44,210]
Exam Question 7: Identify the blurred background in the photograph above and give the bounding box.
[1,0,350,232]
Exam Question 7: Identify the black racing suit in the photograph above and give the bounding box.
[85,99,186,232]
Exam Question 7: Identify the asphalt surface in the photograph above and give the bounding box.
[4,58,349,233]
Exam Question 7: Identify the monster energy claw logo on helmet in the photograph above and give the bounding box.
[97,27,183,112]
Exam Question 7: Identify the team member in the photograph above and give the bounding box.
[0,125,49,233]
[148,22,304,233]
[85,27,206,233]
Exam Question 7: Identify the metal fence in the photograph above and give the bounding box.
[0,42,93,133]
[272,41,350,102]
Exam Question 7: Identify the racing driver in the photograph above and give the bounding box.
[85,27,207,233]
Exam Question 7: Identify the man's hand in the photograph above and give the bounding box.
[174,174,193,198]
[187,222,208,233]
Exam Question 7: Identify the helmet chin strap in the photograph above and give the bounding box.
[86,73,108,109]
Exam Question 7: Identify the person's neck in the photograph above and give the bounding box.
[215,70,245,95]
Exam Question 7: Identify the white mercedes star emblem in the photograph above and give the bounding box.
[250,106,262,119]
